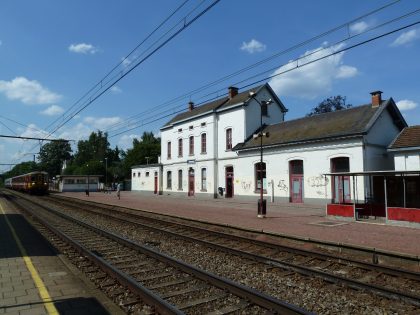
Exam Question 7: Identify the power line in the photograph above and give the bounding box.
[16,0,220,165]
[107,19,420,138]
[45,0,220,138]
[104,0,407,134]
[0,135,73,142]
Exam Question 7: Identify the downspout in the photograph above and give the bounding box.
[213,112,219,198]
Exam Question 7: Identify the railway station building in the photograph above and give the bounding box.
[132,84,410,206]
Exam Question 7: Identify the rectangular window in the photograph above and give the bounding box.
[167,141,171,159]
[201,122,206,127]
[133,173,136,177]
[189,136,194,155]
[146,172,149,177]
[178,138,183,157]
[178,128,182,132]
[226,128,232,150]
[201,168,207,191]
[167,171,172,189]
[178,169,183,190]
[189,125,193,130]
[201,133,207,154]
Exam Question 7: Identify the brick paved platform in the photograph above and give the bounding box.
[0,197,123,315]
[62,191,420,257]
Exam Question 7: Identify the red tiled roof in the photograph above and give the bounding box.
[389,125,420,149]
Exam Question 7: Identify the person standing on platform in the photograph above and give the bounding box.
[116,182,121,200]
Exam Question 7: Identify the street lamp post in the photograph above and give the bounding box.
[249,91,273,218]
[105,157,108,188]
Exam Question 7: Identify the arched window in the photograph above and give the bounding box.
[167,171,172,189]
[178,169,183,190]
[226,128,232,150]
[189,136,194,155]
[201,133,207,154]
[178,138,183,157]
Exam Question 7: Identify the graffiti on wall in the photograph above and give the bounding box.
[307,175,329,188]
[241,181,252,191]
[277,180,288,191]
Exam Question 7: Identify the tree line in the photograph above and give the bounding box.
[1,131,160,185]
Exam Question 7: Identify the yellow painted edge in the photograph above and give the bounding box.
[0,202,59,315]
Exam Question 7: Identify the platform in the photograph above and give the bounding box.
[61,191,420,257]
[0,197,123,315]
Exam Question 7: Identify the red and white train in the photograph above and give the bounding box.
[5,171,49,195]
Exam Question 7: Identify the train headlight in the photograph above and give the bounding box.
[44,182,48,185]
[32,182,35,185]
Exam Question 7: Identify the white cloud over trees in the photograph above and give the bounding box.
[0,77,61,105]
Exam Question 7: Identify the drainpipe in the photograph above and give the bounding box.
[213,113,219,198]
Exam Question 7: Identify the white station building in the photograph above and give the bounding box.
[132,84,407,204]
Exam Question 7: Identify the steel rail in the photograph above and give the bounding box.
[43,194,420,306]
[11,191,311,315]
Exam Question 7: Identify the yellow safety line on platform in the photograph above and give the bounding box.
[0,202,59,315]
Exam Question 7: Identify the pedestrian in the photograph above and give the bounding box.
[116,182,121,200]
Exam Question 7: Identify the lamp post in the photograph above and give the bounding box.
[105,157,108,188]
[249,91,273,218]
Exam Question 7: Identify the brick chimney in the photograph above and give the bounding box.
[370,90,383,108]
[228,86,238,99]
[188,101,194,111]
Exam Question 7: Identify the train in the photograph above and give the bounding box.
[5,171,49,195]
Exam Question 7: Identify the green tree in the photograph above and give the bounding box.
[1,161,39,184]
[38,140,72,177]
[123,132,160,177]
[307,95,352,116]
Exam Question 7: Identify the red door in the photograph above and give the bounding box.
[154,173,158,194]
[225,166,234,198]
[188,168,195,196]
[289,160,304,203]
[290,176,303,203]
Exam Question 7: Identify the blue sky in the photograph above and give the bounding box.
[1,0,419,173]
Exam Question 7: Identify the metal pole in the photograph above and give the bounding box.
[105,158,108,187]
[384,176,388,221]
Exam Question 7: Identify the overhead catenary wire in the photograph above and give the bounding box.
[14,0,220,166]
[45,0,221,138]
[106,13,420,138]
[104,0,409,135]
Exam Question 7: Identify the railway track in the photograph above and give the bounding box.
[41,193,420,308]
[4,191,309,315]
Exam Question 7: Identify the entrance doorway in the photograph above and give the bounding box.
[331,157,351,203]
[188,168,195,196]
[154,172,158,194]
[225,166,234,198]
[289,160,303,203]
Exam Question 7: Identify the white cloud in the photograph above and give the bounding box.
[40,105,64,116]
[84,116,123,130]
[110,86,122,94]
[350,21,369,34]
[240,39,266,54]
[0,77,61,105]
[269,43,358,99]
[391,29,420,47]
[335,65,358,78]
[396,99,418,111]
[68,43,99,54]
[118,134,140,150]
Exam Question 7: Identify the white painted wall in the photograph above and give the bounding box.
[393,152,420,170]
[216,139,365,203]
[131,166,160,192]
